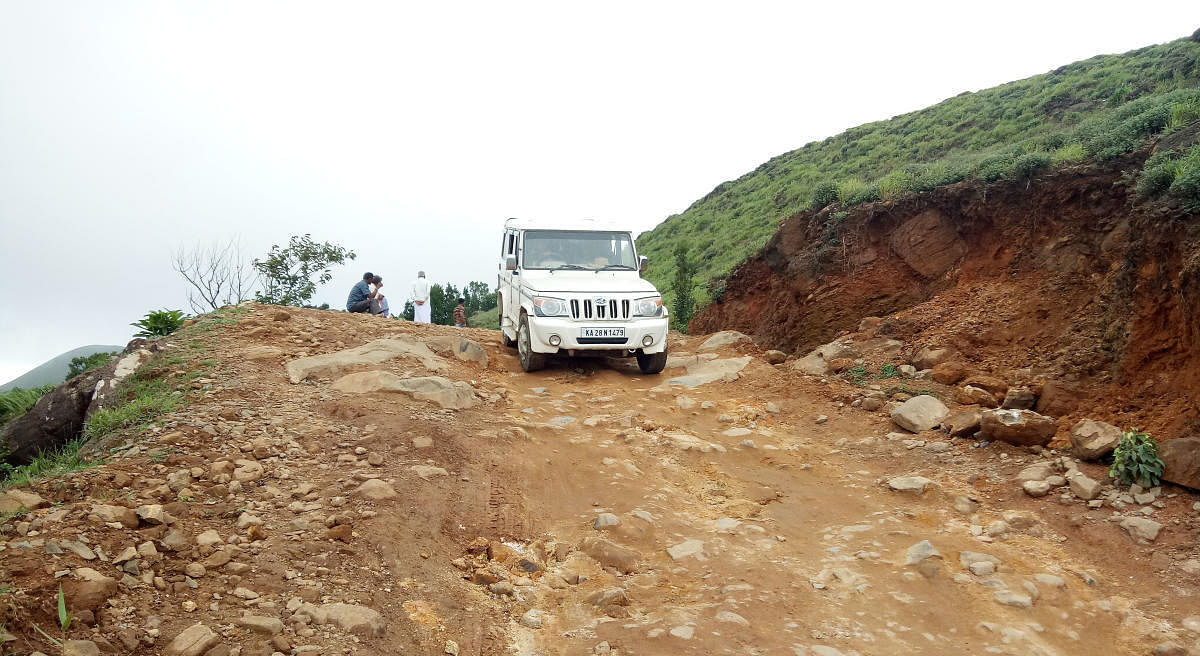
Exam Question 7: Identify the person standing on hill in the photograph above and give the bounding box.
[453,297,467,328]
[411,271,432,323]
[347,272,375,313]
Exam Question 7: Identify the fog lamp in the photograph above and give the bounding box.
[549,334,562,347]
[642,334,654,347]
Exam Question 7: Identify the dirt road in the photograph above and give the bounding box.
[3,305,1199,655]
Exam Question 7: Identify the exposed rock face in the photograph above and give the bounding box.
[980,409,1057,446]
[912,346,955,370]
[427,336,489,367]
[1159,437,1200,489]
[1035,380,1080,417]
[660,357,752,389]
[331,372,477,409]
[164,623,221,656]
[944,409,982,437]
[889,209,968,278]
[580,537,641,573]
[698,331,752,351]
[890,396,950,433]
[286,338,447,383]
[1069,419,1122,460]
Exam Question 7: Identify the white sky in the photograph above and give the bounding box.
[1,1,1197,383]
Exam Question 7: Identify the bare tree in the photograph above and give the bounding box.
[171,237,260,313]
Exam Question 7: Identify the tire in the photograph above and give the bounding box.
[517,314,546,372]
[499,296,516,347]
[637,349,668,374]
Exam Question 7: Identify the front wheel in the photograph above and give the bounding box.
[637,349,668,374]
[517,314,546,372]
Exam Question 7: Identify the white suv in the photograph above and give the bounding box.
[497,218,669,373]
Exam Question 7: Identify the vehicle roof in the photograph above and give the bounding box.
[503,217,633,233]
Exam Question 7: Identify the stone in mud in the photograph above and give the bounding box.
[1069,419,1122,460]
[580,537,640,573]
[698,331,751,351]
[332,372,477,409]
[887,476,933,494]
[980,409,1056,447]
[286,338,447,383]
[1160,437,1200,490]
[890,396,949,433]
[163,623,220,656]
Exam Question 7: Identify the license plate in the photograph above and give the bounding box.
[581,327,625,339]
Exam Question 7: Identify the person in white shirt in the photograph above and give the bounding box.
[411,271,432,323]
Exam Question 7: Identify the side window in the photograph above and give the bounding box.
[513,233,520,260]
[503,232,510,255]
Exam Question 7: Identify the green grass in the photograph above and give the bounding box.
[83,370,182,442]
[467,305,500,331]
[0,386,53,425]
[0,438,101,489]
[637,33,1200,311]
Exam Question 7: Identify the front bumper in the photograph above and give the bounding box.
[526,316,669,354]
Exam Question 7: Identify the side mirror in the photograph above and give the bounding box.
[505,254,518,271]
[639,255,648,272]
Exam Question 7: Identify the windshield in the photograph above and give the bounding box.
[522,230,638,270]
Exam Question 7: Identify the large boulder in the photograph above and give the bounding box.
[660,357,752,389]
[889,209,968,278]
[331,372,477,409]
[286,338,447,383]
[944,409,982,438]
[891,396,950,433]
[912,346,955,371]
[1160,437,1200,489]
[426,336,488,367]
[1035,380,1080,417]
[791,353,830,376]
[1069,419,1122,460]
[979,409,1057,447]
[697,331,752,352]
[1,341,150,466]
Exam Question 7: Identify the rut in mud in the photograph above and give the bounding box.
[2,305,1200,655]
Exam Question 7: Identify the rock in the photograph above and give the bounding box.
[286,338,447,383]
[792,352,830,376]
[931,361,968,385]
[135,504,167,525]
[912,345,956,370]
[64,572,118,610]
[1001,387,1036,410]
[60,540,97,560]
[411,465,448,479]
[580,537,640,573]
[715,610,750,626]
[1160,437,1200,489]
[662,357,753,388]
[61,641,101,656]
[993,590,1033,608]
[666,540,705,561]
[232,460,264,483]
[91,504,138,528]
[1153,644,1189,656]
[1023,480,1051,497]
[1001,511,1036,529]
[593,513,620,529]
[1120,517,1163,543]
[887,476,933,494]
[332,372,478,409]
[185,563,206,578]
[1016,462,1054,482]
[243,345,284,361]
[904,540,941,565]
[427,336,490,367]
[944,409,981,438]
[1067,472,1103,500]
[890,209,967,278]
[980,409,1056,447]
[163,623,221,656]
[722,427,753,437]
[1069,419,1122,460]
[321,603,386,637]
[1036,380,1080,417]
[0,490,44,514]
[676,396,696,410]
[669,625,695,640]
[962,375,1008,398]
[698,331,751,351]
[890,396,950,433]
[196,530,223,547]
[519,609,545,629]
[955,385,998,408]
[764,350,787,364]
[355,479,397,500]
[237,615,284,635]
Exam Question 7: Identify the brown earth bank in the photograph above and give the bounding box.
[6,305,1200,655]
[691,151,1200,442]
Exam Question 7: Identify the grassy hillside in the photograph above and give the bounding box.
[638,31,1200,311]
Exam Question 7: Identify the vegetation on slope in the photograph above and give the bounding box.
[637,32,1200,311]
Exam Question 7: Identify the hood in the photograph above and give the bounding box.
[519,270,660,295]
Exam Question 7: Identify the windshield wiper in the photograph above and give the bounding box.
[549,264,588,272]
[598,264,636,270]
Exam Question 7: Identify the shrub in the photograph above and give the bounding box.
[809,181,839,210]
[878,170,912,200]
[1135,152,1178,198]
[1169,100,1200,129]
[66,352,117,380]
[844,181,881,206]
[1012,151,1051,177]
[1169,161,1200,213]
[131,310,185,338]
[1109,429,1164,488]
[975,153,1014,181]
[1051,142,1087,165]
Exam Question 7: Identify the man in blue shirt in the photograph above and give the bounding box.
[347,272,375,313]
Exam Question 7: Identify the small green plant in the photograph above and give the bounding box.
[843,364,868,385]
[878,364,900,379]
[809,181,839,210]
[1109,429,1164,487]
[131,309,186,337]
[1,438,101,489]
[31,585,72,648]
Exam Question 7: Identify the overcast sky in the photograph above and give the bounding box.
[1,2,1196,384]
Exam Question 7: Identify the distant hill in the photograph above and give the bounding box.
[0,345,123,392]
[637,31,1200,312]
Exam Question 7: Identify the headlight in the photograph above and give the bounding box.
[532,296,567,317]
[633,295,662,317]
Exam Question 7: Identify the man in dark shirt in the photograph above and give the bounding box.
[347,272,375,312]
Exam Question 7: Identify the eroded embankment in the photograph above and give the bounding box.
[692,153,1200,440]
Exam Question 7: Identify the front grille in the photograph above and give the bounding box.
[577,337,629,345]
[569,298,631,320]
